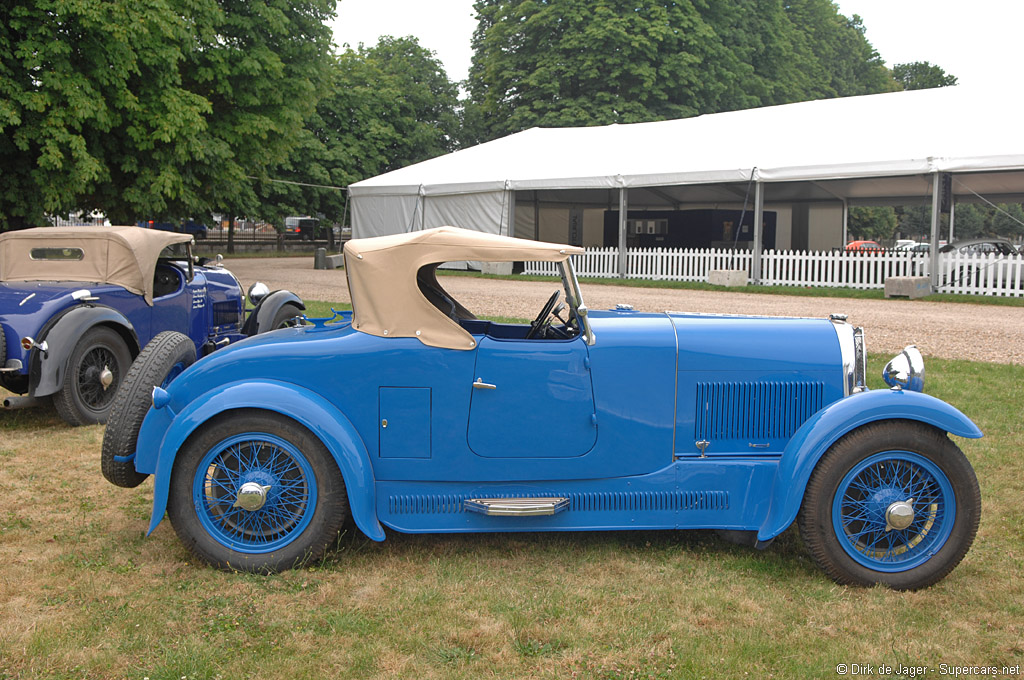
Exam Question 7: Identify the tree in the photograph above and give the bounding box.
[0,0,336,233]
[0,0,209,229]
[892,61,958,90]
[848,206,897,242]
[256,37,462,228]
[467,0,898,140]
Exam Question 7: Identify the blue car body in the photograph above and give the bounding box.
[0,226,301,424]
[113,227,982,586]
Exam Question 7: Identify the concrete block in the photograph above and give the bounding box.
[885,276,931,299]
[481,261,513,276]
[708,269,748,287]
[313,249,344,270]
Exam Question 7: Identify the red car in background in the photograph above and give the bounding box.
[845,240,883,252]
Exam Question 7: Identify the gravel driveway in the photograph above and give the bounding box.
[225,257,1023,365]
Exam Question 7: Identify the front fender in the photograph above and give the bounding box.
[244,290,305,335]
[757,388,982,542]
[33,306,138,396]
[139,379,385,542]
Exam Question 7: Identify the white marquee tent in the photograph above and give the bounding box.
[349,86,1024,284]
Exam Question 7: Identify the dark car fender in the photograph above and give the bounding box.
[242,290,305,336]
[137,379,385,542]
[756,388,983,543]
[32,306,139,397]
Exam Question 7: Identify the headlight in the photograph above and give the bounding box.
[247,281,270,305]
[883,346,925,392]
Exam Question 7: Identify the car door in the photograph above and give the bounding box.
[466,333,597,458]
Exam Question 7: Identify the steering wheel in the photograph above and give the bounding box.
[526,290,561,339]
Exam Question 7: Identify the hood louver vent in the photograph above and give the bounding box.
[695,380,824,442]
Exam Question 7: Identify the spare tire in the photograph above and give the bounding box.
[101,331,196,488]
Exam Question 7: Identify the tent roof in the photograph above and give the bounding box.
[349,86,1024,204]
[345,226,582,349]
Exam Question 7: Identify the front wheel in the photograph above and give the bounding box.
[167,411,349,572]
[798,421,980,590]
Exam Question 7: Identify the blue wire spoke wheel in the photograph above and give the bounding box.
[168,411,349,572]
[193,433,318,553]
[832,451,954,572]
[799,421,980,590]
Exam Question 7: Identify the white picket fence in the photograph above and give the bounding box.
[523,247,1024,297]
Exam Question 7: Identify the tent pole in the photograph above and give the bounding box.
[752,181,764,285]
[534,192,540,241]
[508,187,516,238]
[618,187,629,278]
[841,199,849,246]
[929,172,941,289]
[949,197,956,242]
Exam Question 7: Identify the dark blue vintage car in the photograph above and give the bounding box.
[0,226,303,425]
[104,227,981,589]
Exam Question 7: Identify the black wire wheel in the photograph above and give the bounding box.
[53,326,132,426]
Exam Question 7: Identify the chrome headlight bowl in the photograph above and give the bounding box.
[247,281,270,305]
[883,345,925,392]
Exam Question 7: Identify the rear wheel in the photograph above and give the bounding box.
[53,326,132,426]
[101,331,195,488]
[798,421,980,590]
[167,411,348,572]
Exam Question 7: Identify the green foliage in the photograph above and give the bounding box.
[0,0,336,229]
[894,203,1024,242]
[467,0,897,139]
[847,205,897,241]
[0,0,208,229]
[893,61,958,90]
[256,36,461,225]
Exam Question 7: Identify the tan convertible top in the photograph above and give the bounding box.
[0,226,193,305]
[345,226,584,349]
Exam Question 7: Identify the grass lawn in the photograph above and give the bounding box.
[0,341,1021,678]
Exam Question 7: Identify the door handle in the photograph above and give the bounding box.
[473,378,496,390]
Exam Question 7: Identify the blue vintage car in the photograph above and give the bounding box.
[0,226,303,426]
[104,227,982,589]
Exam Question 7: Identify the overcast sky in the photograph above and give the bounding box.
[330,0,1020,88]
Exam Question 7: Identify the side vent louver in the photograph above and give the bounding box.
[388,491,729,515]
[695,380,824,442]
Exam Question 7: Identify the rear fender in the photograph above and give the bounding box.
[139,379,384,542]
[33,306,139,397]
[756,388,982,542]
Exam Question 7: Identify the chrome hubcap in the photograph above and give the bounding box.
[99,366,114,390]
[885,498,915,532]
[233,482,272,511]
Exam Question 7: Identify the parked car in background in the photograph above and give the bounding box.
[283,216,320,240]
[936,237,1022,289]
[0,226,304,426]
[103,227,981,590]
[138,219,209,240]
[844,240,883,252]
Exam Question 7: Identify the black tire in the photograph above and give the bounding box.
[798,421,981,590]
[167,410,349,572]
[269,303,305,329]
[53,326,132,426]
[101,331,196,488]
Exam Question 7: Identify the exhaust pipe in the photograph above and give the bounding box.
[2,395,44,410]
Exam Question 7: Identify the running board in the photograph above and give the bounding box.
[464,497,570,516]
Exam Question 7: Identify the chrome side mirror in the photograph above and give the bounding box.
[247,281,270,305]
[883,345,925,392]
